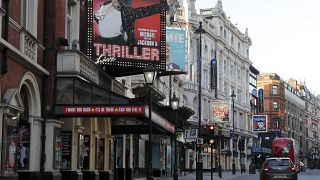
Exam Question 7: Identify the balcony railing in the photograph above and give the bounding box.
[20,30,38,62]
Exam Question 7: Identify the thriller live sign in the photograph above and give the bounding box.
[87,0,168,76]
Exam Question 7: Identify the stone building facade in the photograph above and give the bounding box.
[169,0,255,171]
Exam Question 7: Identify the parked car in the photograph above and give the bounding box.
[260,157,298,180]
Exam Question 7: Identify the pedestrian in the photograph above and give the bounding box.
[189,158,194,173]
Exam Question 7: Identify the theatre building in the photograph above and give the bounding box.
[0,0,49,179]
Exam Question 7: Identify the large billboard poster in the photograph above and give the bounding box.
[210,100,229,122]
[92,0,167,74]
[166,28,186,71]
[252,115,267,132]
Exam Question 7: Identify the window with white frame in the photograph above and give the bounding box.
[21,0,37,36]
[273,101,279,111]
[66,2,73,49]
[272,85,278,95]
[66,0,80,49]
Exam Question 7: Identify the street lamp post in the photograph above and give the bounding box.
[231,90,236,175]
[143,65,157,180]
[195,21,206,180]
[171,93,179,180]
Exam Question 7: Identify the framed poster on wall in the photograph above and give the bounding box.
[61,131,72,170]
[1,114,19,176]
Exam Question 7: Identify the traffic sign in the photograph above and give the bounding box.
[197,138,204,145]
[185,129,198,139]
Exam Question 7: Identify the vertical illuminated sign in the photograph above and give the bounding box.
[258,89,264,112]
[210,58,217,90]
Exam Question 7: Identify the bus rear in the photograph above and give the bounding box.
[271,138,299,168]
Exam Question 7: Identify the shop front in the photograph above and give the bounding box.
[111,105,176,179]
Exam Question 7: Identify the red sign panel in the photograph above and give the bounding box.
[92,0,167,65]
[63,106,145,115]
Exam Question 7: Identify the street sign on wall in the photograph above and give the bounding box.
[185,129,198,139]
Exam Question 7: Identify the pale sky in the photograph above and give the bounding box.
[196,0,320,95]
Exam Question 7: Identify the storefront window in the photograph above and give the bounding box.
[56,78,74,104]
[166,145,172,172]
[109,139,114,170]
[96,137,104,170]
[92,87,109,104]
[17,120,30,170]
[79,134,90,170]
[2,114,19,176]
[116,137,124,168]
[125,137,130,168]
[17,85,31,170]
[74,81,92,104]
[53,128,62,169]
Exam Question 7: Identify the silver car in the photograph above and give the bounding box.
[260,157,298,180]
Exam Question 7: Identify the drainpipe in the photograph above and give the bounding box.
[40,0,50,176]
[1,0,9,74]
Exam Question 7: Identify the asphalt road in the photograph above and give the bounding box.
[139,169,320,180]
[229,169,320,180]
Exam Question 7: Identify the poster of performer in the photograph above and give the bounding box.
[92,0,168,64]
[17,120,30,169]
[2,115,19,176]
[252,115,267,132]
[166,28,186,71]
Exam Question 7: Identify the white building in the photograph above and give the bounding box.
[173,0,255,171]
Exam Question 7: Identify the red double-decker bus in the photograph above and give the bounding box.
[272,138,300,169]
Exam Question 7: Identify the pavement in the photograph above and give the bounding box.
[134,171,246,180]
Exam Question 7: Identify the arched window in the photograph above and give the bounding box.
[18,85,31,170]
